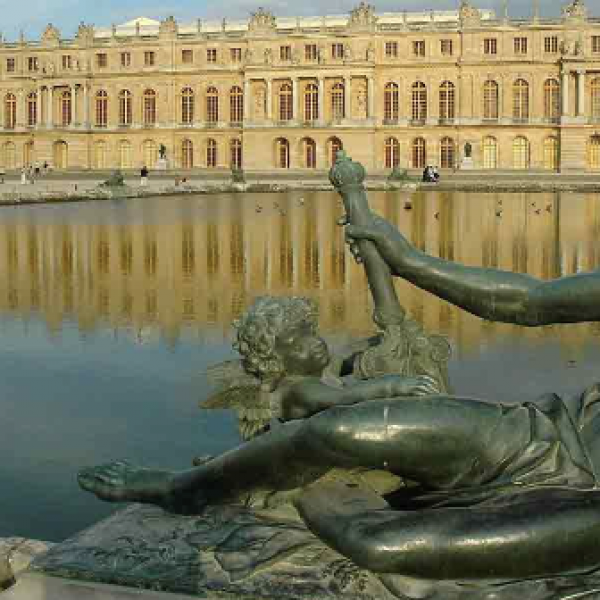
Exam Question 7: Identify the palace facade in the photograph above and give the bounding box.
[0,0,599,173]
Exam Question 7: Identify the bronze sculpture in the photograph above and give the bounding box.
[77,153,600,598]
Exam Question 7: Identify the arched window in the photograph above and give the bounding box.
[206,87,219,124]
[411,82,427,122]
[143,89,157,125]
[181,139,193,169]
[328,137,343,167]
[412,138,426,168]
[543,136,559,170]
[181,87,194,124]
[278,83,293,121]
[95,90,108,127]
[3,142,16,169]
[439,81,455,120]
[229,86,243,123]
[384,82,399,121]
[588,135,600,170]
[60,90,72,126]
[142,139,157,167]
[513,79,529,120]
[206,138,217,167]
[331,82,345,120]
[440,136,455,169]
[23,141,34,166]
[304,83,318,121]
[119,90,132,125]
[118,140,132,168]
[53,140,68,169]
[303,138,316,168]
[276,138,290,168]
[513,136,530,169]
[4,93,16,129]
[483,136,498,169]
[230,139,242,169]
[591,78,600,119]
[94,140,107,168]
[483,80,499,119]
[384,137,400,168]
[544,79,560,120]
[26,92,37,127]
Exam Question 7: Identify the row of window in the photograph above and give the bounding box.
[8,35,600,73]
[4,135,600,170]
[7,77,600,130]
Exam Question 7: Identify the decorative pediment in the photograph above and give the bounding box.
[76,22,95,46]
[41,23,60,45]
[562,0,587,22]
[459,0,481,27]
[346,2,378,31]
[159,16,178,35]
[248,7,277,34]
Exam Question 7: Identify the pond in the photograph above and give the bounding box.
[1,189,600,542]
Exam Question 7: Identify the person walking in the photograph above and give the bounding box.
[140,165,149,187]
[20,166,27,185]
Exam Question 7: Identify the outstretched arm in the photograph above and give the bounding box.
[345,217,600,326]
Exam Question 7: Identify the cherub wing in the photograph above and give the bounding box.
[201,360,272,441]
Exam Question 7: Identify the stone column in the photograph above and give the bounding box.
[244,79,250,121]
[318,77,324,121]
[368,76,374,118]
[344,75,351,119]
[72,85,78,126]
[83,84,89,128]
[47,86,53,128]
[561,71,569,116]
[577,70,586,117]
[266,78,272,121]
[16,89,24,128]
[292,78,298,120]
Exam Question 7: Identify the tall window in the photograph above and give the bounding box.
[484,38,497,55]
[384,137,400,168]
[182,49,193,64]
[440,137,455,169]
[589,136,600,170]
[53,141,68,169]
[544,36,558,53]
[4,93,15,129]
[439,81,455,120]
[206,87,219,124]
[331,83,345,120]
[120,52,131,68]
[543,137,559,170]
[118,140,132,168]
[513,79,529,120]
[304,83,318,121]
[229,86,243,123]
[592,78,600,119]
[303,138,316,168]
[483,80,499,119]
[543,79,560,120]
[119,90,132,125]
[279,46,291,61]
[60,90,72,126]
[143,140,157,167]
[411,82,427,122]
[514,37,528,55]
[206,138,217,167]
[3,142,15,168]
[181,139,193,169]
[206,48,217,63]
[412,138,426,168]
[413,40,425,57]
[483,136,498,169]
[95,90,108,127]
[144,51,155,66]
[513,136,530,169]
[181,87,194,124]
[230,139,242,168]
[94,140,107,169]
[305,44,318,61]
[276,138,290,168]
[27,92,37,127]
[385,42,398,58]
[384,82,399,121]
[278,83,293,121]
[328,137,343,167]
[143,89,157,125]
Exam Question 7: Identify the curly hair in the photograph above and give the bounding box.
[233,296,319,385]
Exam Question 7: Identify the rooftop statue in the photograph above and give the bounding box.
[77,154,600,599]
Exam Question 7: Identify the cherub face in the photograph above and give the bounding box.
[275,322,330,377]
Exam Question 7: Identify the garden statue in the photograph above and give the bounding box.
[158,144,167,160]
[100,169,125,187]
[71,153,600,600]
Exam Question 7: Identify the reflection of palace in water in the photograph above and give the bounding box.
[1,191,600,351]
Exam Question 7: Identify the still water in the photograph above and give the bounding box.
[2,189,600,542]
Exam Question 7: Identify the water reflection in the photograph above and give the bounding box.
[2,191,600,352]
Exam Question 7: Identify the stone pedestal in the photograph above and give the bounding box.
[460,157,474,169]
[156,158,168,170]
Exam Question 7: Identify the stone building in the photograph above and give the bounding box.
[0,0,598,173]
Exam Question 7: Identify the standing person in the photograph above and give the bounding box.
[20,166,27,185]
[140,165,149,187]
